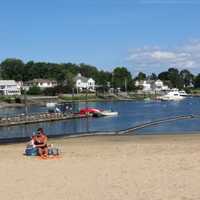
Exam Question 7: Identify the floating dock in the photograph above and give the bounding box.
[0,112,88,127]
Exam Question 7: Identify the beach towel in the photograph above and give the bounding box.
[24,144,60,156]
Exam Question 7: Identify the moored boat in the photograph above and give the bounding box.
[79,108,118,117]
[100,110,118,116]
[158,88,185,101]
[179,90,188,96]
[79,108,101,115]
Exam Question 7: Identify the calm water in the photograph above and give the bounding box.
[0,97,200,139]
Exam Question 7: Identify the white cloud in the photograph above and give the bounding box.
[151,51,177,60]
[127,40,200,73]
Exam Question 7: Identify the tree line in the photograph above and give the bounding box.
[1,58,200,94]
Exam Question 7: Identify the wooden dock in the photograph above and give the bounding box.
[0,112,88,127]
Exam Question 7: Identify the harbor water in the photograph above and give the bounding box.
[0,97,200,140]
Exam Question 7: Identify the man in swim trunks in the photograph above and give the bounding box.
[34,128,48,158]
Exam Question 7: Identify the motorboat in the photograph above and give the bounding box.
[79,108,101,115]
[46,102,58,113]
[79,108,118,117]
[179,90,188,96]
[158,88,185,101]
[46,102,56,108]
[100,110,118,116]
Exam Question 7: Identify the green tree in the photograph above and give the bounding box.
[180,69,194,87]
[136,72,146,80]
[149,73,157,80]
[1,58,25,81]
[27,86,42,95]
[194,74,200,88]
[112,67,133,91]
[168,68,183,89]
[79,63,99,80]
[158,71,169,81]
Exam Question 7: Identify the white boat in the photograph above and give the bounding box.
[159,88,185,101]
[100,110,118,116]
[46,102,56,108]
[179,90,188,96]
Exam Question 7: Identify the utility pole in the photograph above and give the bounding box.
[85,86,89,133]
[112,72,114,93]
[85,87,88,109]
[125,78,127,94]
[72,87,75,113]
[24,88,28,116]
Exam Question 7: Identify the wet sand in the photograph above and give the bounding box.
[1,134,200,200]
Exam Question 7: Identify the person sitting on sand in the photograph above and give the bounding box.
[33,128,48,158]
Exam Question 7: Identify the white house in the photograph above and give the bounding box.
[135,80,152,91]
[26,79,57,89]
[74,73,95,92]
[135,79,169,93]
[154,80,169,91]
[0,80,21,96]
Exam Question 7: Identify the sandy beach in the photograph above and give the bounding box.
[1,134,200,200]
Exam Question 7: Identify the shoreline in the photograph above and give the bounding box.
[1,131,200,145]
[0,95,199,109]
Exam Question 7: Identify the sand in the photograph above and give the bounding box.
[1,134,200,200]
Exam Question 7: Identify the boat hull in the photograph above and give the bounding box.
[100,111,118,116]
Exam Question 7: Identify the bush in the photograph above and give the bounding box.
[15,97,22,103]
[0,96,13,103]
[27,86,42,95]
[184,87,191,94]
[43,87,57,96]
[43,85,73,96]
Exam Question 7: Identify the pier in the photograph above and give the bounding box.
[0,112,88,127]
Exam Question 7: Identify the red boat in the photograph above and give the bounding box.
[79,108,101,115]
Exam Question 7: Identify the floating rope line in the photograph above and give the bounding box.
[117,114,199,134]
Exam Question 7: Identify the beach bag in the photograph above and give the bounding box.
[25,145,38,156]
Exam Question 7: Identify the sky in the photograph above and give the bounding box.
[0,0,200,75]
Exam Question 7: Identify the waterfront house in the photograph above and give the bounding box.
[135,79,169,93]
[153,80,169,92]
[26,79,57,90]
[74,73,95,92]
[135,80,152,92]
[0,80,21,96]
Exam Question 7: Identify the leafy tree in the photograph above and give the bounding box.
[27,86,42,95]
[167,68,183,89]
[158,71,169,81]
[63,63,79,75]
[23,61,34,81]
[79,63,99,80]
[149,73,157,80]
[112,67,133,91]
[180,69,194,87]
[64,71,75,91]
[194,74,200,88]
[96,70,112,86]
[1,58,25,81]
[158,68,183,89]
[135,72,146,80]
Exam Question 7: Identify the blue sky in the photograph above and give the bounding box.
[1,0,200,75]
